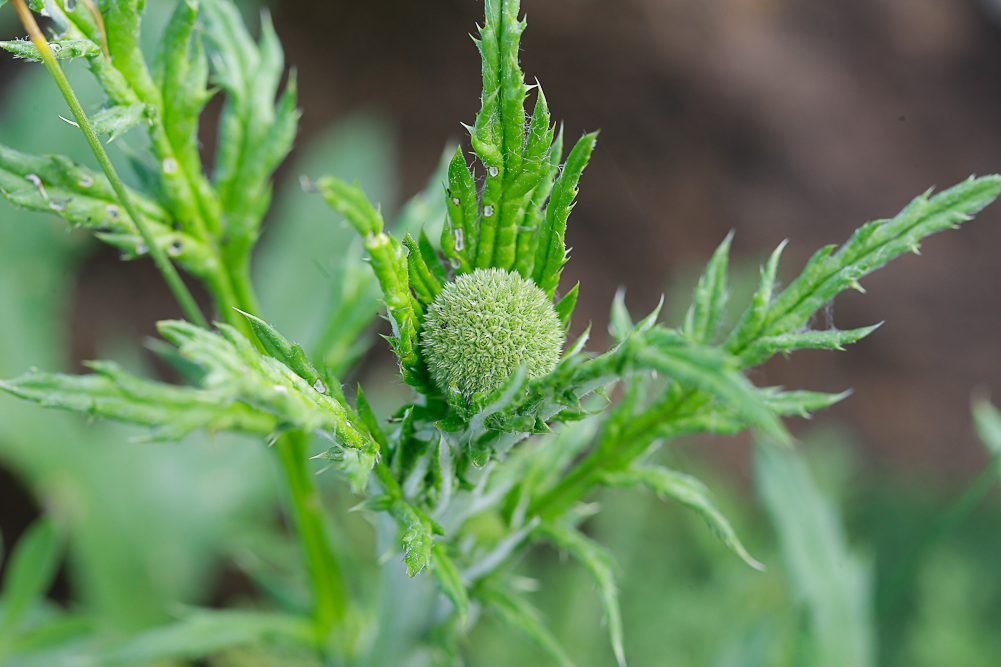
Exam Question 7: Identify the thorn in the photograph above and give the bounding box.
[58,115,79,128]
[849,279,866,293]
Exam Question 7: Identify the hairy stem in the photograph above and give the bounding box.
[11,0,209,330]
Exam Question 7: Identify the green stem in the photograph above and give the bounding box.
[529,387,693,519]
[275,430,350,643]
[13,0,208,330]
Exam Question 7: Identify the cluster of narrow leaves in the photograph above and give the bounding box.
[1,0,1000,666]
[0,0,295,331]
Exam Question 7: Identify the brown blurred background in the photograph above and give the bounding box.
[8,0,1001,479]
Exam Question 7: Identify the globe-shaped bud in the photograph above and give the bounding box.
[421,268,563,396]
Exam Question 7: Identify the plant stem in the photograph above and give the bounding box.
[275,430,350,645]
[12,0,209,330]
[530,388,692,519]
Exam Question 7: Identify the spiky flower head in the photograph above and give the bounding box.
[421,268,563,396]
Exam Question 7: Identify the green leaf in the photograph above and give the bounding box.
[759,388,852,418]
[603,464,764,571]
[431,543,469,626]
[154,0,216,199]
[0,518,62,634]
[633,334,788,444]
[0,321,372,454]
[202,0,298,249]
[475,576,576,667]
[0,361,276,440]
[972,399,1001,458]
[738,325,882,367]
[234,309,334,398]
[755,440,875,667]
[683,231,733,344]
[0,143,216,278]
[0,38,100,61]
[99,0,143,66]
[90,103,147,143]
[470,0,526,174]
[392,501,439,577]
[733,176,1001,356]
[533,132,598,297]
[355,385,389,460]
[418,228,449,285]
[726,239,787,355]
[608,288,633,344]
[514,126,563,279]
[313,445,375,493]
[539,522,625,667]
[444,145,478,270]
[403,232,443,306]
[554,282,579,331]
[317,176,384,236]
[319,179,428,387]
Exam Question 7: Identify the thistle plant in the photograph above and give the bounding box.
[0,0,999,665]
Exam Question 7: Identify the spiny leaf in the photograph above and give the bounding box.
[608,288,633,344]
[356,385,389,460]
[683,231,733,345]
[1,321,372,454]
[234,309,334,398]
[539,522,626,667]
[90,103,147,143]
[317,176,384,236]
[0,38,100,61]
[444,145,478,269]
[0,144,215,278]
[737,324,882,367]
[740,176,1001,353]
[725,239,787,355]
[603,465,764,571]
[392,501,442,577]
[202,0,298,247]
[759,388,852,419]
[632,336,788,444]
[554,282,579,331]
[534,132,598,297]
[154,0,216,198]
[403,232,443,306]
[418,228,449,285]
[0,362,276,441]
[514,126,563,279]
